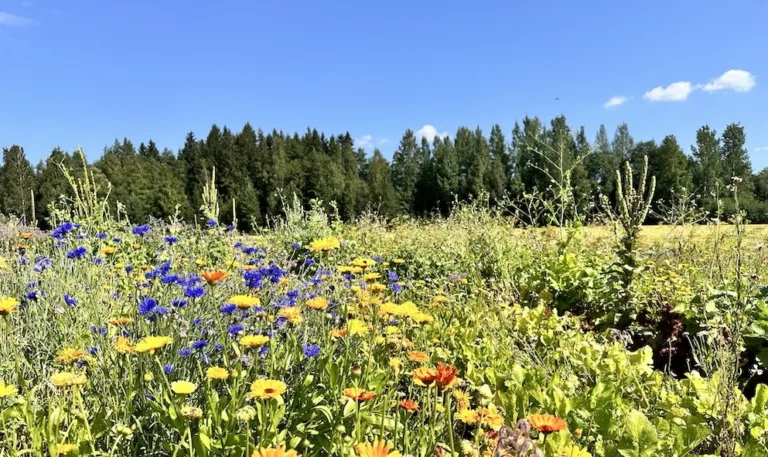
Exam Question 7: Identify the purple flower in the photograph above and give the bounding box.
[155,306,169,316]
[64,295,77,306]
[220,303,237,314]
[132,224,150,236]
[303,344,321,358]
[66,246,88,259]
[178,348,192,358]
[138,297,157,316]
[184,285,205,298]
[229,323,244,335]
[193,317,203,326]
[192,340,207,350]
[290,242,301,250]
[164,236,179,244]
[171,298,188,308]
[207,219,218,228]
[163,364,175,375]
[388,271,399,282]
[97,232,108,239]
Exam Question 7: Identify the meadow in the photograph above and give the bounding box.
[2,179,768,457]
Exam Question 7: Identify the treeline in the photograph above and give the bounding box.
[1,116,766,228]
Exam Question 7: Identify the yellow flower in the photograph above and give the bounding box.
[413,312,434,324]
[306,296,329,311]
[50,372,87,388]
[561,445,591,457]
[108,317,133,326]
[206,366,229,380]
[478,408,505,430]
[248,379,287,400]
[251,446,301,457]
[278,306,303,324]
[368,283,387,293]
[114,337,134,354]
[453,390,470,411]
[363,273,381,282]
[392,258,405,264]
[135,336,173,354]
[397,301,420,318]
[229,295,261,309]
[351,257,377,269]
[308,236,341,253]
[0,297,20,316]
[101,246,116,255]
[380,302,399,316]
[240,334,270,349]
[56,348,85,365]
[355,440,401,457]
[0,381,18,398]
[388,358,402,370]
[57,443,79,455]
[457,409,479,425]
[171,381,197,395]
[347,319,368,336]
[180,405,203,420]
[433,295,449,304]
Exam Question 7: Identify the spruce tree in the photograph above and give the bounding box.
[0,145,36,222]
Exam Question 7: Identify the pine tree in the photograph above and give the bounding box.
[612,123,634,165]
[433,135,459,214]
[721,123,752,185]
[390,129,420,212]
[466,126,490,200]
[691,125,722,207]
[35,147,74,225]
[486,124,509,205]
[650,135,693,205]
[587,124,618,198]
[0,145,36,221]
[366,149,398,217]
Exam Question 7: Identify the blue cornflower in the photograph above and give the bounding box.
[87,346,99,355]
[390,318,400,325]
[138,297,157,316]
[154,306,169,316]
[161,274,180,285]
[64,295,77,307]
[112,237,122,243]
[163,364,175,375]
[228,323,244,335]
[51,222,75,239]
[242,246,256,255]
[215,344,223,351]
[304,258,315,266]
[287,289,299,299]
[220,303,237,314]
[132,224,150,236]
[192,340,207,350]
[76,233,87,240]
[184,285,205,299]
[53,241,66,249]
[193,317,203,326]
[389,283,403,293]
[258,346,269,358]
[243,270,263,289]
[178,348,192,358]
[372,256,382,262]
[171,298,188,308]
[226,225,235,232]
[96,232,108,239]
[66,246,88,259]
[164,236,179,244]
[303,344,321,358]
[206,219,218,228]
[234,241,244,249]
[388,271,399,282]
[25,290,40,301]
[93,258,103,266]
[125,265,133,274]
[290,242,301,250]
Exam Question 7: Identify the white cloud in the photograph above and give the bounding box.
[355,135,374,149]
[0,11,30,26]
[643,81,693,102]
[604,96,628,108]
[755,146,768,152]
[415,124,449,143]
[702,69,756,93]
[378,138,389,145]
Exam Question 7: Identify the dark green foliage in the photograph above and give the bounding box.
[7,118,768,228]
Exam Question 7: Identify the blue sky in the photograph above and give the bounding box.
[1,0,767,168]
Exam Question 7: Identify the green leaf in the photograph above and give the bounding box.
[618,410,658,457]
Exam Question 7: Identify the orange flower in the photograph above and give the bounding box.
[355,440,401,457]
[343,387,377,402]
[398,399,419,413]
[407,351,429,363]
[306,296,329,311]
[436,363,458,390]
[12,244,27,251]
[202,270,228,285]
[20,232,33,240]
[330,328,347,339]
[250,446,300,457]
[528,413,567,433]
[412,366,438,386]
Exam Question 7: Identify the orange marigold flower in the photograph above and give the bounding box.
[306,296,329,310]
[355,440,401,457]
[407,351,429,363]
[436,363,458,390]
[20,232,33,240]
[412,366,438,386]
[343,387,377,402]
[202,270,228,285]
[251,446,301,457]
[398,399,419,413]
[330,328,347,339]
[528,413,567,433]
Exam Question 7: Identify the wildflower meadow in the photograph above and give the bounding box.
[1,164,768,457]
